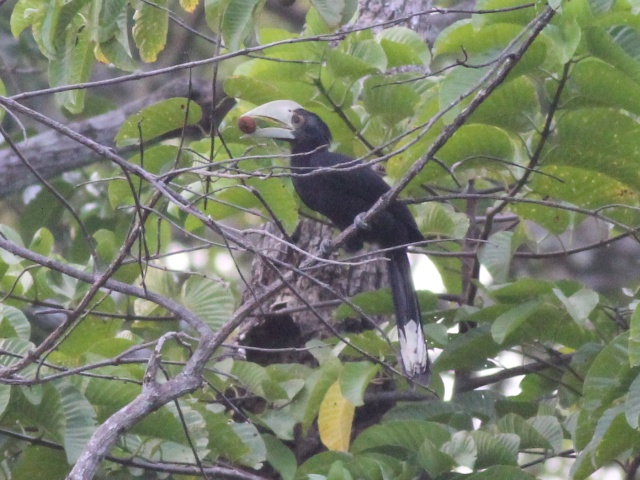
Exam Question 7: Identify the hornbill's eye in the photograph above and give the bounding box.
[291,113,304,126]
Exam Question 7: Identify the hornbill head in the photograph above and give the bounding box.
[239,100,332,154]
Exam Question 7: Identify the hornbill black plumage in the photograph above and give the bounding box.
[240,100,429,379]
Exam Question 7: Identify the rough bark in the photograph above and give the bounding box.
[238,220,388,366]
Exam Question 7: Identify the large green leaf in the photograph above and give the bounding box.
[10,0,46,37]
[467,465,538,479]
[497,413,553,450]
[11,446,70,479]
[327,39,387,80]
[534,108,640,224]
[115,97,202,147]
[54,380,97,463]
[351,421,452,454]
[222,0,260,51]
[471,431,519,468]
[377,27,430,67]
[434,21,547,75]
[0,304,31,341]
[479,231,515,284]
[263,434,297,480]
[47,19,93,113]
[310,0,357,29]
[181,275,235,332]
[339,362,380,406]
[363,75,419,124]
[571,404,640,480]
[568,58,640,116]
[629,304,640,366]
[469,75,539,132]
[491,299,540,344]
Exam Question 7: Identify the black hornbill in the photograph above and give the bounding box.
[240,100,429,379]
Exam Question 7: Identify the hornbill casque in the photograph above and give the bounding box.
[239,100,429,380]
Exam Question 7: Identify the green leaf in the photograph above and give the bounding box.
[470,75,539,132]
[334,289,394,319]
[437,124,515,175]
[377,27,430,67]
[246,177,299,234]
[11,0,46,37]
[0,77,5,122]
[630,304,640,366]
[586,26,640,83]
[20,180,73,241]
[115,97,202,147]
[327,40,387,80]
[96,0,127,42]
[263,434,297,480]
[479,231,514,284]
[497,413,552,450]
[232,422,267,468]
[535,108,640,224]
[351,421,451,454]
[310,0,357,29]
[467,465,538,480]
[58,314,122,357]
[302,360,342,431]
[571,405,640,480]
[553,288,599,325]
[222,0,259,51]
[363,75,419,124]
[569,58,640,117]
[419,202,470,238]
[326,461,353,480]
[29,227,54,256]
[438,65,488,124]
[434,21,546,75]
[339,362,380,406]
[471,431,519,468]
[0,337,36,370]
[625,372,640,428]
[181,276,234,332]
[98,36,137,71]
[583,333,633,414]
[225,75,316,107]
[417,439,456,477]
[11,446,70,479]
[0,304,31,341]
[607,25,640,63]
[491,300,540,344]
[442,431,477,469]
[54,380,97,463]
[47,21,93,113]
[488,278,554,303]
[529,415,563,452]
[205,408,250,461]
[589,0,615,13]
[434,325,502,372]
[0,384,11,418]
[132,0,168,62]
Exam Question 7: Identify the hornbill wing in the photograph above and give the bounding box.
[292,150,423,249]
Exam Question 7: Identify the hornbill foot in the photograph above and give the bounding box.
[354,213,370,231]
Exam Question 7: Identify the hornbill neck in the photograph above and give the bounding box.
[291,140,330,158]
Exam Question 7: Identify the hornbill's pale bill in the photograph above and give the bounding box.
[239,100,429,380]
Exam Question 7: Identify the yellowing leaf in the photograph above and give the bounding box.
[132,0,168,62]
[318,381,354,452]
[180,0,199,12]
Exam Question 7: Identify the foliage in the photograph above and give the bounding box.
[2,0,640,478]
